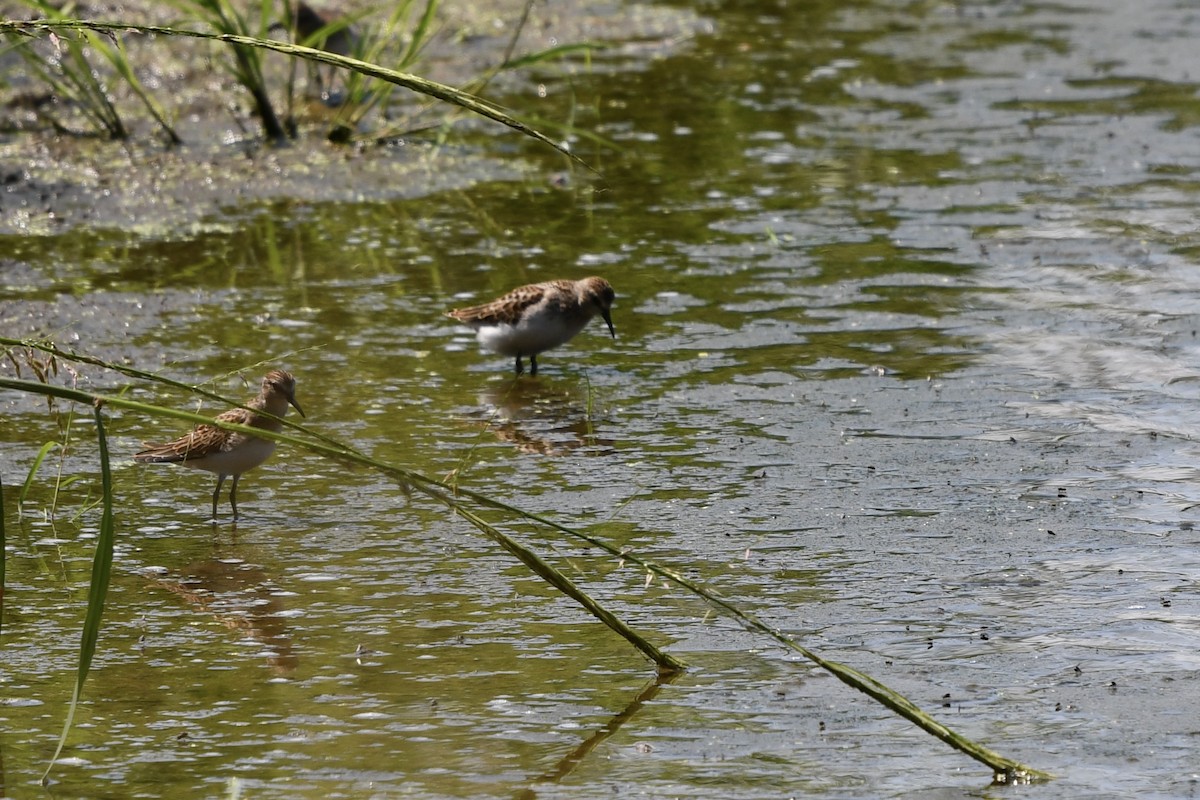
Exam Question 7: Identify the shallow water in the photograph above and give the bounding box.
[5,0,1200,797]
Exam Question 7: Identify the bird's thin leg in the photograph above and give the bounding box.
[515,355,525,375]
[212,474,227,519]
[230,474,241,520]
[530,355,539,376]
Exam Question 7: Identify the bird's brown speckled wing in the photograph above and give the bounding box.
[447,280,573,326]
[134,407,252,462]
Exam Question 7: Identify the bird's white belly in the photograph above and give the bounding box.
[476,312,589,356]
[182,437,277,476]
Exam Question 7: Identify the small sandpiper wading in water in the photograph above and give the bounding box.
[134,369,304,520]
[446,276,616,375]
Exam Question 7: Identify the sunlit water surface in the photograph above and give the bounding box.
[5,1,1200,798]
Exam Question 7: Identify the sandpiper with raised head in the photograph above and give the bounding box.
[134,369,304,519]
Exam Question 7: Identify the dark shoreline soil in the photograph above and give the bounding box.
[0,0,702,236]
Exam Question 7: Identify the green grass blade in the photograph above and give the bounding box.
[428,489,684,673]
[41,402,116,782]
[1,474,6,638]
[415,477,1052,782]
[400,0,439,70]
[501,0,535,67]
[503,42,603,70]
[0,337,343,451]
[18,439,59,508]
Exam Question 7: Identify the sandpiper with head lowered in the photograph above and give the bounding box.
[134,369,304,520]
[446,276,616,375]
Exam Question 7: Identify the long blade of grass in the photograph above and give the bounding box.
[0,19,593,170]
[408,473,1052,783]
[41,402,116,782]
[399,0,439,70]
[18,440,60,509]
[501,0,535,67]
[438,497,684,673]
[1,474,6,638]
[0,372,1050,781]
[0,337,340,450]
[461,497,680,672]
[503,42,603,71]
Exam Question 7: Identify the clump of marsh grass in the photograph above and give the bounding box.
[76,21,180,144]
[7,1,180,142]
[1,2,606,154]
[0,17,592,168]
[163,0,288,141]
[7,6,125,138]
[450,0,610,160]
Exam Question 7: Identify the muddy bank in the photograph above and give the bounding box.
[0,0,702,235]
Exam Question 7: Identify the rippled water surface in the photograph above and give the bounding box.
[5,0,1200,797]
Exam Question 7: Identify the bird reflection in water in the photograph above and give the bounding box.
[472,379,615,456]
[146,557,298,674]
